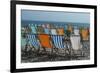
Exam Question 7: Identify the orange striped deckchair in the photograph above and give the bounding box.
[38,34,52,48]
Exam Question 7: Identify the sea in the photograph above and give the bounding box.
[21,20,90,29]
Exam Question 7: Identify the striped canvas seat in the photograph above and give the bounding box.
[36,26,44,34]
[50,29,57,35]
[30,24,37,34]
[57,28,64,35]
[51,35,65,49]
[27,34,40,49]
[44,28,50,34]
[38,34,52,48]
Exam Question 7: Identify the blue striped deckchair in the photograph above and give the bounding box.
[51,35,71,56]
[50,35,70,56]
[51,35,65,49]
[26,34,40,49]
[50,28,68,55]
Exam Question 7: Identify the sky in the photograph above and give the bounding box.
[21,10,90,24]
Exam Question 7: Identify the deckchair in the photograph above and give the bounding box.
[81,29,89,49]
[38,34,52,54]
[26,24,41,51]
[81,29,90,57]
[50,35,69,56]
[26,34,40,52]
[50,28,70,56]
[70,35,86,58]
